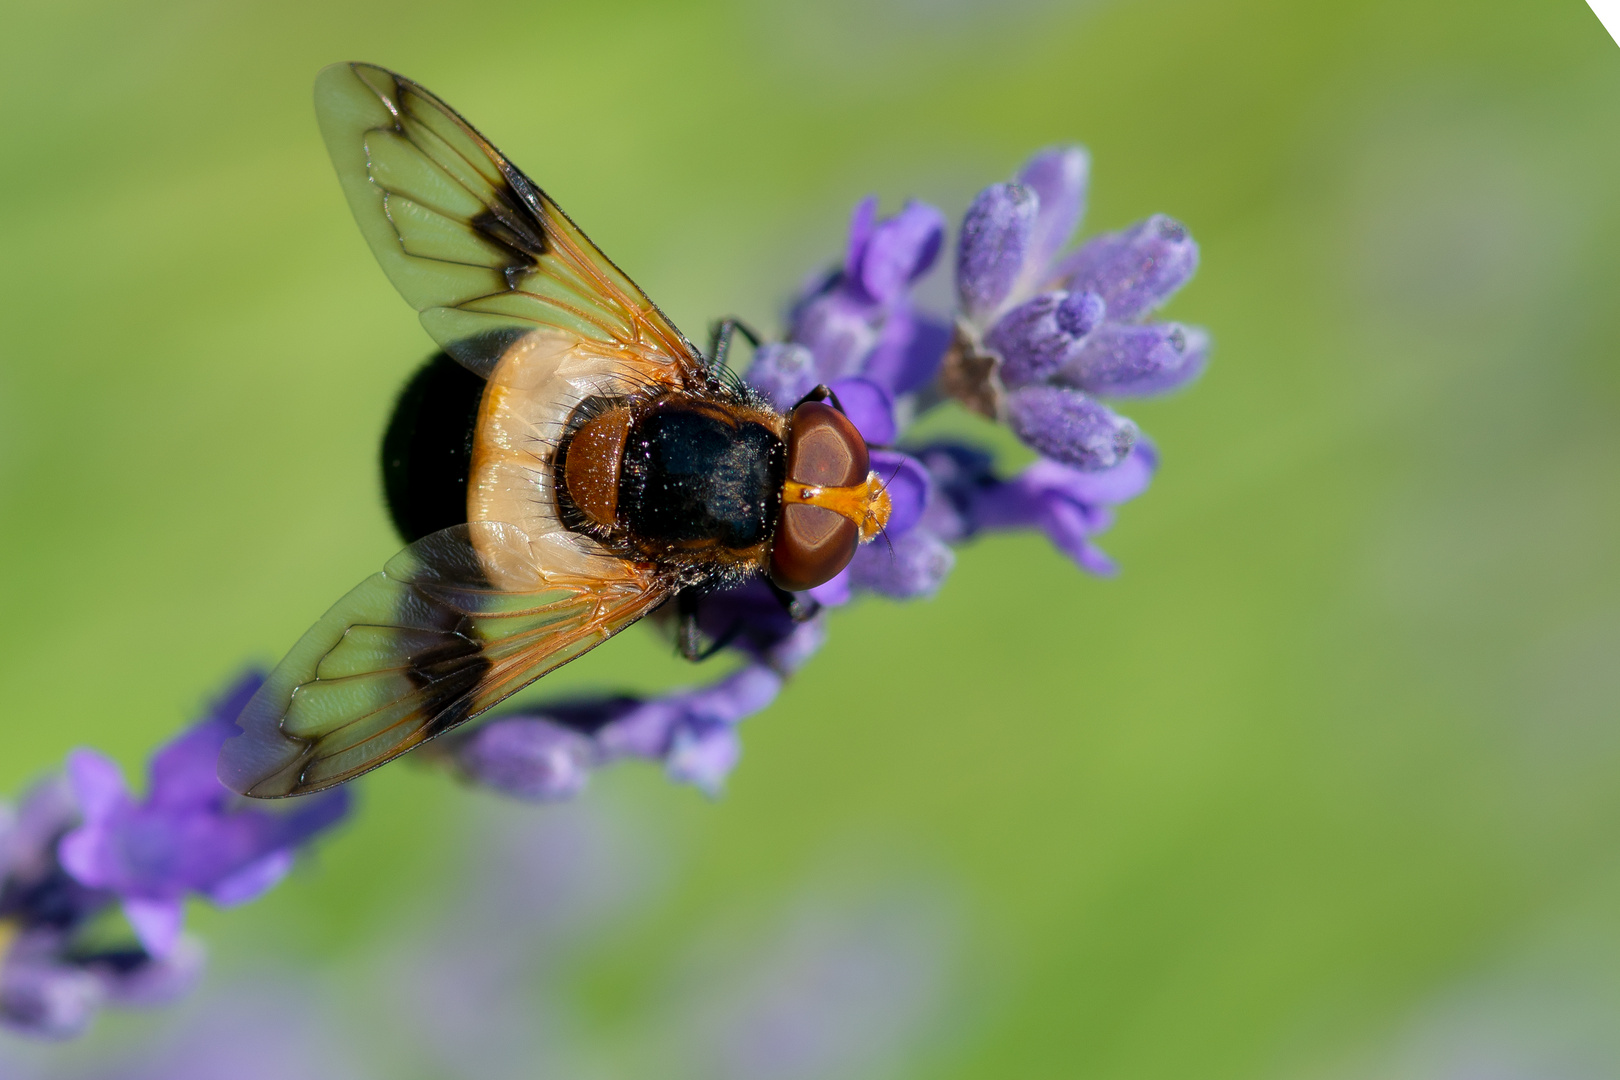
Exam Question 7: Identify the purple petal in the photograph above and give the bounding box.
[984,290,1105,388]
[55,825,110,890]
[790,290,880,382]
[666,724,742,797]
[204,849,294,906]
[1059,322,1209,396]
[842,195,879,284]
[745,343,820,412]
[964,468,1121,577]
[1036,497,1121,576]
[65,749,127,823]
[957,182,1038,323]
[1017,145,1090,278]
[123,896,185,959]
[1020,440,1158,507]
[828,377,896,445]
[848,528,955,599]
[1006,386,1138,470]
[860,310,950,395]
[869,449,929,536]
[807,570,851,608]
[854,201,945,304]
[453,718,596,802]
[1054,214,1199,322]
[148,675,262,811]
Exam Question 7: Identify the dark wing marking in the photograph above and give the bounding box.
[314,61,705,381]
[219,522,670,797]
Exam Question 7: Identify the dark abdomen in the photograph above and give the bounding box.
[619,401,785,552]
[381,352,485,543]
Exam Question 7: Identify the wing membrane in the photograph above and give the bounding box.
[315,61,703,380]
[219,522,670,797]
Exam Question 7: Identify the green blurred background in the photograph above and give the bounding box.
[4,0,1620,1075]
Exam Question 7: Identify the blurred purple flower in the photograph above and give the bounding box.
[448,663,785,799]
[0,773,206,1039]
[59,673,350,958]
[1,674,349,1039]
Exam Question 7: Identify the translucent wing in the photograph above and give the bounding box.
[219,522,671,798]
[315,61,705,381]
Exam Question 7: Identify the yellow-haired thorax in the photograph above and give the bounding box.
[783,471,892,543]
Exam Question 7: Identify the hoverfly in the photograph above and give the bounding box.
[218,63,891,798]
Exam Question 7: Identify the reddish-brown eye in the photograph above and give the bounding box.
[769,401,870,591]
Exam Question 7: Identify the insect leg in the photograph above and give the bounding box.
[767,581,822,623]
[708,317,764,370]
[793,384,848,416]
[674,587,745,663]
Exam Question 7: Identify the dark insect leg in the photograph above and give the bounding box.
[793,383,847,415]
[674,587,744,663]
[767,581,822,623]
[708,317,764,370]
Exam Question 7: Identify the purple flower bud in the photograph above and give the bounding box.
[984,290,1106,388]
[1054,214,1199,322]
[1058,322,1210,396]
[849,200,945,304]
[1017,146,1090,280]
[828,377,896,445]
[1005,386,1138,470]
[849,528,955,599]
[745,343,820,412]
[957,182,1038,324]
[453,718,596,802]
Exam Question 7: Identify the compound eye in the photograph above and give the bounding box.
[768,402,868,591]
